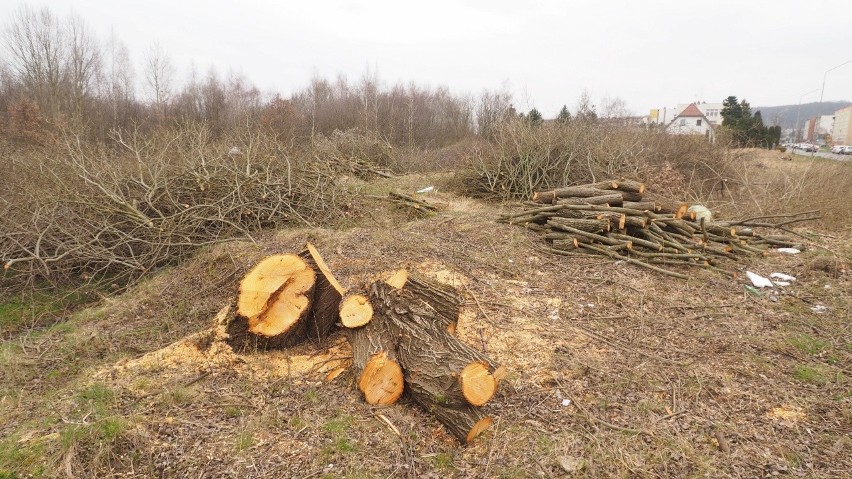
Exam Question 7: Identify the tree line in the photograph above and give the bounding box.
[720,96,781,148]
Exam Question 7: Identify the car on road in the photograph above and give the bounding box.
[830,145,846,154]
[841,146,852,155]
[798,143,819,152]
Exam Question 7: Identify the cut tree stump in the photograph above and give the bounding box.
[299,243,345,341]
[226,254,316,351]
[369,281,502,407]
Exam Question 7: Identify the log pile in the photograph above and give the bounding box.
[499,179,814,278]
[222,244,499,444]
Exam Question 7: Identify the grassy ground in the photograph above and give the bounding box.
[1,169,850,478]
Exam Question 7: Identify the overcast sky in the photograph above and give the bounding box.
[4,1,851,117]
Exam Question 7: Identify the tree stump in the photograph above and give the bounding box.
[225,254,316,351]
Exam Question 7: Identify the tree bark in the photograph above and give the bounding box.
[343,312,404,406]
[407,380,494,443]
[369,281,501,407]
[388,270,462,335]
[299,243,345,341]
[555,193,623,206]
[532,186,643,204]
[547,217,610,234]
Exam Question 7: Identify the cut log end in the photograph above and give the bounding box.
[340,294,374,328]
[466,417,494,443]
[358,352,404,405]
[385,269,408,289]
[237,254,316,337]
[460,362,497,407]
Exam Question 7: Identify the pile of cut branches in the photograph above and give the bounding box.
[499,179,816,279]
[1,126,345,287]
[219,244,501,444]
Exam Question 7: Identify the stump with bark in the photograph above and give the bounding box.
[226,254,316,350]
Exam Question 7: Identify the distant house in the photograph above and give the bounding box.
[647,101,724,128]
[833,106,852,145]
[664,103,716,141]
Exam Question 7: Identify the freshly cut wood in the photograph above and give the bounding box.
[227,254,316,350]
[532,186,643,204]
[552,236,591,250]
[586,179,646,194]
[622,201,657,211]
[645,197,688,218]
[340,293,373,328]
[548,217,610,234]
[343,312,404,406]
[407,379,493,443]
[370,282,501,407]
[299,243,345,340]
[388,269,462,335]
[556,193,623,206]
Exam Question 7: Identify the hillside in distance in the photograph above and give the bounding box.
[753,101,851,129]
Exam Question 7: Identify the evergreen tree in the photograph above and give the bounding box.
[720,96,775,148]
[720,96,742,126]
[556,105,572,123]
[527,108,543,126]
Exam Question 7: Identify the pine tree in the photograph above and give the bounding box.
[527,108,543,126]
[556,105,572,123]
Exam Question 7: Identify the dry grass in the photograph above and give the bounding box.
[699,149,852,231]
[1,166,849,478]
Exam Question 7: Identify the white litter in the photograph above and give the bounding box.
[811,305,827,314]
[770,272,796,282]
[416,186,434,193]
[746,271,774,288]
[687,205,713,222]
[777,248,800,254]
[561,398,571,407]
[773,281,791,287]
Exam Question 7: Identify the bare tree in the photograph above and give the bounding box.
[600,96,631,119]
[3,6,66,117]
[65,12,101,117]
[143,41,174,109]
[103,30,136,128]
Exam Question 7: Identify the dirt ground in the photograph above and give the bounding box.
[1,171,850,478]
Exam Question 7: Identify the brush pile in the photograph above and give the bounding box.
[499,179,815,279]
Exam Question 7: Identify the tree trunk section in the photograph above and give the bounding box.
[556,193,623,207]
[407,380,493,443]
[387,269,462,335]
[532,186,643,204]
[369,282,501,407]
[226,254,316,351]
[343,313,404,406]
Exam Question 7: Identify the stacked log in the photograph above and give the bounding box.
[222,247,499,444]
[500,179,811,278]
